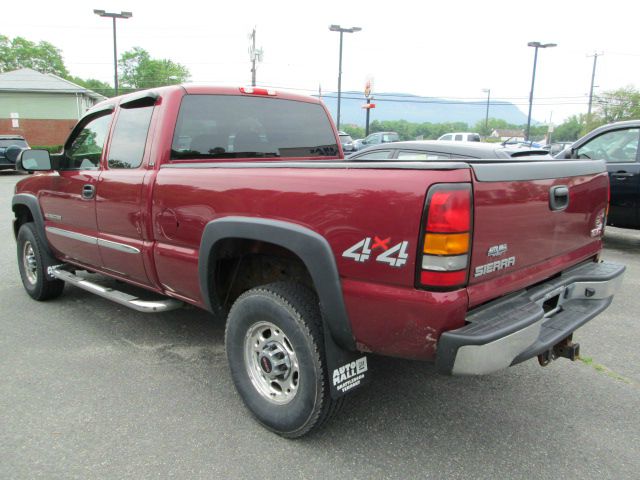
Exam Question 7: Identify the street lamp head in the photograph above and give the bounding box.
[528,41,557,48]
[93,9,133,19]
[329,24,362,33]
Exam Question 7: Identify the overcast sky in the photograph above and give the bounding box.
[5,0,640,124]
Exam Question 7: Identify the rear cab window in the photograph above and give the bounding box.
[171,95,338,160]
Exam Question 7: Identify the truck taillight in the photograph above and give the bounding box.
[239,87,277,96]
[418,184,472,290]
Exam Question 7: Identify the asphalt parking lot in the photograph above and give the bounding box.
[1,171,638,479]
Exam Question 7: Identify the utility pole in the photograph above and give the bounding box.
[482,88,491,133]
[587,52,603,118]
[249,28,263,87]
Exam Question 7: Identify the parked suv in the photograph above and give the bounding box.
[0,135,29,171]
[353,131,399,151]
[437,132,481,142]
[338,131,355,152]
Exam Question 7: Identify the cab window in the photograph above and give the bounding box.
[577,128,640,163]
[64,113,113,170]
[108,106,154,169]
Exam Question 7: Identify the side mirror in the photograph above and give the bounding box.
[17,149,53,172]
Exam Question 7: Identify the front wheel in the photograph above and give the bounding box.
[17,222,65,301]
[225,282,343,438]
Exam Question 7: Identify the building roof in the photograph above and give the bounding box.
[0,68,106,101]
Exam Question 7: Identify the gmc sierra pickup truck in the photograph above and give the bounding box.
[12,85,625,438]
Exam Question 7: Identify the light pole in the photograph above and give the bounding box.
[525,41,556,142]
[94,9,133,96]
[482,88,491,133]
[329,25,361,130]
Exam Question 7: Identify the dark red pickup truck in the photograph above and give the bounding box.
[12,85,624,437]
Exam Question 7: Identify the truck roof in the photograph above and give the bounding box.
[89,84,322,114]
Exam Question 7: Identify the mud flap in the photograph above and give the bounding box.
[323,321,371,399]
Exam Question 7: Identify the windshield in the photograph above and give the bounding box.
[339,134,353,143]
[0,139,28,148]
[171,95,339,159]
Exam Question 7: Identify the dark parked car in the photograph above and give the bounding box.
[555,120,640,229]
[0,135,30,171]
[338,131,355,152]
[348,140,551,161]
[353,131,399,151]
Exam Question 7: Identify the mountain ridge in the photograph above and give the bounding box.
[318,91,532,126]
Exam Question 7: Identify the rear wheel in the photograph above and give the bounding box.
[225,282,343,438]
[17,222,65,300]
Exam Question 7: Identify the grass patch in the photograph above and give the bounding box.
[32,145,63,154]
[579,356,635,385]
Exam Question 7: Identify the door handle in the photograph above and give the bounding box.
[613,171,634,179]
[82,184,96,200]
[549,185,569,211]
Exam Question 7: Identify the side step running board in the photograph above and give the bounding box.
[51,269,183,313]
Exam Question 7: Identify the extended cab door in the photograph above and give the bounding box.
[96,98,156,286]
[40,109,114,267]
[576,127,640,228]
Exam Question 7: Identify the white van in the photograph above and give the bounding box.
[437,132,481,142]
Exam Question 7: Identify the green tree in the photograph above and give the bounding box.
[594,86,640,124]
[552,116,583,142]
[119,47,190,89]
[66,76,115,97]
[342,125,365,139]
[473,118,511,137]
[0,35,68,76]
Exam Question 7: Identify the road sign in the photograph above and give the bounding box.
[364,76,374,98]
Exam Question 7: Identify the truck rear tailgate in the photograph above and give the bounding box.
[467,159,609,307]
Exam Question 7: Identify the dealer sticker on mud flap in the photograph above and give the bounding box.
[332,357,369,396]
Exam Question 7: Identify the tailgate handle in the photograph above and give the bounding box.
[549,185,569,211]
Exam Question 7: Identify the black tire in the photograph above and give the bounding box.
[225,282,343,438]
[17,222,65,301]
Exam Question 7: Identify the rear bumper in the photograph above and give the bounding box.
[436,261,625,375]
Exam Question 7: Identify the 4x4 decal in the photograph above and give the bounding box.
[342,237,409,268]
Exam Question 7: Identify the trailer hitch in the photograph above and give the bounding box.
[538,335,580,366]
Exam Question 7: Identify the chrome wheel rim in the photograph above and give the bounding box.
[244,321,299,405]
[22,241,38,285]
